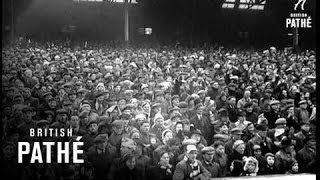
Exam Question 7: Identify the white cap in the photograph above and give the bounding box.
[186,145,197,154]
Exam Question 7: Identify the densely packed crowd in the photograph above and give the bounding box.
[1,40,317,180]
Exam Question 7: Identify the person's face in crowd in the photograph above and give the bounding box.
[58,89,66,96]
[237,115,245,122]
[244,91,251,99]
[291,163,299,173]
[247,123,255,132]
[126,157,136,170]
[246,105,253,112]
[300,103,307,109]
[48,100,57,108]
[40,86,47,93]
[89,123,98,134]
[196,106,204,115]
[97,85,104,92]
[5,89,15,99]
[149,81,156,88]
[271,104,280,112]
[186,150,197,163]
[8,132,20,143]
[153,106,161,113]
[189,100,195,108]
[24,110,33,122]
[305,92,310,99]
[254,148,262,157]
[70,116,80,128]
[172,98,180,106]
[69,94,77,101]
[82,104,91,111]
[266,156,275,166]
[215,145,225,155]
[247,161,256,173]
[123,109,131,115]
[46,114,54,123]
[113,85,121,93]
[159,152,170,166]
[140,123,150,133]
[3,106,12,116]
[220,125,229,134]
[300,124,310,132]
[87,80,93,88]
[110,109,119,118]
[175,123,183,133]
[164,132,173,142]
[235,144,246,154]
[282,90,288,97]
[229,97,236,106]
[306,139,316,150]
[212,82,219,89]
[191,134,201,143]
[3,145,15,159]
[97,95,104,102]
[57,113,68,123]
[258,129,267,138]
[24,69,33,78]
[142,103,150,113]
[131,132,140,141]
[118,99,126,108]
[203,152,214,163]
[155,118,164,127]
[221,95,227,101]
[16,82,25,90]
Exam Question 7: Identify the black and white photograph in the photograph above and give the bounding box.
[1,0,317,179]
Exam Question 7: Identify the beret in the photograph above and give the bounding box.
[232,140,245,150]
[253,144,261,150]
[201,146,215,155]
[275,118,287,125]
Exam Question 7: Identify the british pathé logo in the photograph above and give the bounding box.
[294,0,306,11]
[286,0,312,28]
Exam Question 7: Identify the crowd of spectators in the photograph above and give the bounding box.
[1,39,317,180]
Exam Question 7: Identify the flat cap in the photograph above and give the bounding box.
[298,100,307,105]
[111,120,123,128]
[269,100,280,106]
[56,109,68,114]
[197,90,206,94]
[230,127,243,135]
[243,102,253,109]
[168,106,180,114]
[201,146,215,155]
[178,101,188,108]
[152,103,162,108]
[37,120,50,126]
[275,118,287,125]
[94,133,108,143]
[182,138,197,146]
[171,95,180,100]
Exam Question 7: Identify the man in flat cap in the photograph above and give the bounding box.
[224,127,243,155]
[86,133,117,180]
[82,121,99,151]
[200,146,221,178]
[190,104,212,144]
[295,100,310,124]
[173,143,211,180]
[264,100,282,129]
[108,120,124,152]
[296,133,316,173]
